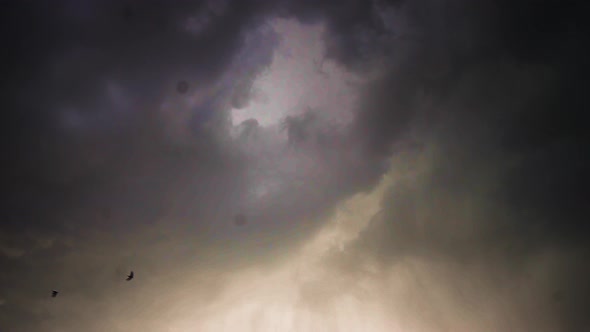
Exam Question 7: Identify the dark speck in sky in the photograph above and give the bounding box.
[176,80,189,94]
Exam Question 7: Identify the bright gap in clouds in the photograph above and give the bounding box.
[230,19,360,129]
[224,19,370,226]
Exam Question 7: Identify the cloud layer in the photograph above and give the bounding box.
[1,0,589,331]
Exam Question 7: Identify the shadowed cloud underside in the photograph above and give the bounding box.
[1,0,589,331]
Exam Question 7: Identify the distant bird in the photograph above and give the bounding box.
[126,271,134,281]
[176,81,189,94]
[51,290,59,298]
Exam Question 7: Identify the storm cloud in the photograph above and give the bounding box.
[1,0,589,331]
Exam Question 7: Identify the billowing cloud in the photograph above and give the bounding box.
[1,0,589,331]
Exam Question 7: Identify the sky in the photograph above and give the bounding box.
[1,0,589,331]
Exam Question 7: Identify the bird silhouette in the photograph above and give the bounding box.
[51,290,59,298]
[126,271,134,281]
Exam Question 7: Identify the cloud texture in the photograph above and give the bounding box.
[1,0,589,331]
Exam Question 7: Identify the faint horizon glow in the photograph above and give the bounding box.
[160,171,402,332]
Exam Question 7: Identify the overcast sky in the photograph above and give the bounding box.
[1,0,589,331]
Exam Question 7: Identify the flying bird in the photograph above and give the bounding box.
[126,271,134,281]
[51,290,59,298]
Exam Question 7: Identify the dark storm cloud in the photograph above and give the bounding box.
[0,2,281,328]
[2,0,590,330]
[1,0,279,232]
[280,0,395,72]
[305,0,590,329]
[194,0,590,329]
[350,0,590,243]
[0,1,380,328]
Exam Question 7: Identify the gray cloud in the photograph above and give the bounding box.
[1,0,589,330]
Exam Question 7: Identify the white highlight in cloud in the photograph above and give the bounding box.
[158,167,403,332]
[230,19,361,128]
